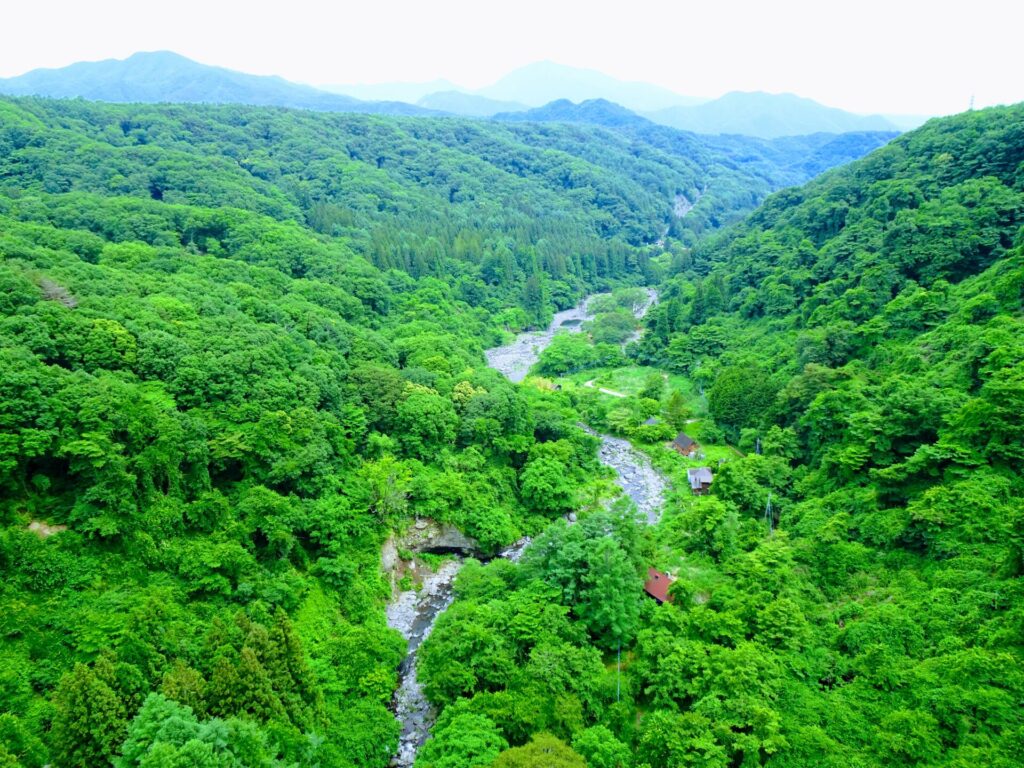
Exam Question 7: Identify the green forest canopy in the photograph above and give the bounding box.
[0,97,892,316]
[416,104,1024,768]
[621,103,1024,766]
[0,96,1021,768]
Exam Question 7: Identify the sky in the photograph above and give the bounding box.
[2,0,1022,116]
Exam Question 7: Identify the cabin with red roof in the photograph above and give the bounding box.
[643,567,675,604]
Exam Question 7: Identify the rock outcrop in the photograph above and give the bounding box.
[381,519,481,573]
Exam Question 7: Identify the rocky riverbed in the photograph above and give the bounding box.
[386,535,532,767]
[582,426,667,524]
[386,560,462,768]
[483,297,593,382]
[386,289,666,766]
[484,288,658,381]
[483,286,667,521]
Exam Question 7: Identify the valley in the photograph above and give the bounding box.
[390,292,670,766]
[0,86,1021,768]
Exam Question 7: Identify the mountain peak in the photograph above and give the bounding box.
[0,51,438,116]
[125,50,192,62]
[645,91,902,138]
[494,97,653,128]
[477,61,700,112]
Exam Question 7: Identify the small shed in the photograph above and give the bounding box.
[671,432,699,457]
[643,567,675,604]
[687,467,714,495]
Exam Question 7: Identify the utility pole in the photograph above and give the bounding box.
[616,641,621,702]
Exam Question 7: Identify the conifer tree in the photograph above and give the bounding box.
[51,664,127,768]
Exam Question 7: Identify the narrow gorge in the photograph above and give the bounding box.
[387,292,668,765]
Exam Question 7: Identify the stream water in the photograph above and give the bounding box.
[386,538,531,767]
[387,288,666,766]
[580,425,667,525]
[483,298,591,382]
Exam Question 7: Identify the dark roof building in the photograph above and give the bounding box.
[671,432,699,456]
[673,432,695,449]
[643,567,675,603]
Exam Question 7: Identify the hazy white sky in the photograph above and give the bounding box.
[3,0,1021,115]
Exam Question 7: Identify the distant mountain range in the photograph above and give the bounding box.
[0,51,438,116]
[495,98,651,129]
[473,61,705,112]
[0,51,930,137]
[494,98,898,186]
[644,91,908,138]
[319,78,460,104]
[417,91,527,117]
[326,60,704,114]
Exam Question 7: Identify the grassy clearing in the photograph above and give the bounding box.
[639,429,738,489]
[554,363,740,484]
[560,365,707,412]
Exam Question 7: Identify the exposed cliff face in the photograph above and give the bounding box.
[382,523,527,767]
[381,519,481,571]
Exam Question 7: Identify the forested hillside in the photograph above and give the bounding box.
[401,104,1024,768]
[615,103,1024,765]
[0,125,622,765]
[493,99,896,239]
[0,93,841,766]
[0,93,1020,768]
[0,96,891,298]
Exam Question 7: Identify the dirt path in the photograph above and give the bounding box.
[583,380,628,398]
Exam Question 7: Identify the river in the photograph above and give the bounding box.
[387,288,666,766]
[484,288,658,382]
[385,538,530,767]
[483,299,591,383]
[580,425,667,525]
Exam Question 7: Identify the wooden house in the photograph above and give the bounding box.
[671,432,699,457]
[687,466,714,496]
[643,567,675,604]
